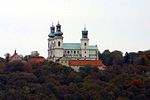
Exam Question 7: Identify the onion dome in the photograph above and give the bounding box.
[48,23,55,38]
[55,21,63,36]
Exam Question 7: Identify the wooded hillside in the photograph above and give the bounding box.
[0,50,149,100]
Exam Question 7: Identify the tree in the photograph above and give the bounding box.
[124,52,129,64]
[4,53,10,63]
[100,50,112,66]
[111,50,123,65]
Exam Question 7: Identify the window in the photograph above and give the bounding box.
[84,43,86,46]
[58,41,60,46]
[77,51,79,54]
[85,51,86,53]
[74,51,76,54]
[67,51,70,54]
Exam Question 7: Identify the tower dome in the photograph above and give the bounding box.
[48,23,55,38]
[82,26,88,39]
[55,21,63,36]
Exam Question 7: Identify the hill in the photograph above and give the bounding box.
[0,59,150,99]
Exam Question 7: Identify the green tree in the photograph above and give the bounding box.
[111,50,123,65]
[99,49,112,66]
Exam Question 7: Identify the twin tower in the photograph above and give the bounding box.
[48,22,99,62]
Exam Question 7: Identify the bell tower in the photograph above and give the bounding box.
[53,22,64,61]
[48,23,55,61]
[80,26,89,59]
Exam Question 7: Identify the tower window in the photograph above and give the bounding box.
[67,51,70,54]
[58,41,60,46]
[74,51,76,54]
[84,43,86,46]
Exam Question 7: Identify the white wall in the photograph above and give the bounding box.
[81,50,89,58]
[54,37,63,49]
[80,39,89,49]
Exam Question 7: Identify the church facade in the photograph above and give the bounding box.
[47,22,99,62]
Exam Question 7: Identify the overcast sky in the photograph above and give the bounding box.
[0,0,150,58]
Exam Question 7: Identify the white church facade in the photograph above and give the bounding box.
[47,22,99,63]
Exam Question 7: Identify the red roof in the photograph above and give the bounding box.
[28,57,47,63]
[69,60,106,67]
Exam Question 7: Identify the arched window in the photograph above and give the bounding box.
[84,43,86,46]
[58,41,60,46]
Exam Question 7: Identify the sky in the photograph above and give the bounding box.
[0,0,150,58]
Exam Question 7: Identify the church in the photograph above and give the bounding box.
[47,22,105,71]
